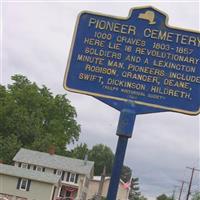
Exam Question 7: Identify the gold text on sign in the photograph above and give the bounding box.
[88,18,137,35]
[144,28,200,47]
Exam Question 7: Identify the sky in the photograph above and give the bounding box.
[1,0,200,199]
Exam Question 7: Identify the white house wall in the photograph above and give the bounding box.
[0,174,57,200]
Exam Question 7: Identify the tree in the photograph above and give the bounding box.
[69,143,146,199]
[120,165,132,183]
[139,196,148,200]
[192,192,200,200]
[156,194,173,200]
[0,74,80,163]
[69,143,89,159]
[70,143,133,181]
[88,144,114,176]
[0,134,21,164]
[129,177,141,200]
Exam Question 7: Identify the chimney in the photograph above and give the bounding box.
[48,145,56,155]
[84,154,88,165]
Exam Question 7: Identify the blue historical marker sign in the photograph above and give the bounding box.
[64,6,200,115]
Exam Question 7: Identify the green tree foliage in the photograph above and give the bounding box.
[156,194,173,200]
[70,143,133,181]
[129,177,141,200]
[0,134,21,164]
[121,165,132,183]
[0,75,80,163]
[69,143,89,159]
[139,196,148,200]
[88,144,114,176]
[192,192,200,200]
[69,143,145,199]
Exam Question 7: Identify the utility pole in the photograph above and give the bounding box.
[186,167,200,200]
[178,181,186,200]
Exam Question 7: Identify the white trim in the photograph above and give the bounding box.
[57,187,61,197]
[50,185,55,200]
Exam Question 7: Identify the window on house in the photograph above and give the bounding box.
[20,179,28,190]
[56,170,62,176]
[17,178,31,191]
[66,172,70,182]
[36,166,42,172]
[75,174,79,184]
[21,163,28,169]
[66,172,78,183]
[70,173,75,183]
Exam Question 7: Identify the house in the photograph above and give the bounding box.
[0,163,61,200]
[13,148,94,200]
[87,176,130,200]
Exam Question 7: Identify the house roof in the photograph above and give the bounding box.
[0,163,60,185]
[13,148,94,176]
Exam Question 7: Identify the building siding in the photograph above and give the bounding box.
[0,174,58,200]
[12,148,94,200]
[87,179,129,200]
[15,161,90,199]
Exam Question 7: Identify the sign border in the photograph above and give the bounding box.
[63,6,200,115]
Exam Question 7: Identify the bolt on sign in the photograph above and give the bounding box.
[64,6,200,115]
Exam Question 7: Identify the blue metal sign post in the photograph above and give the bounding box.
[107,103,136,200]
[63,6,200,200]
